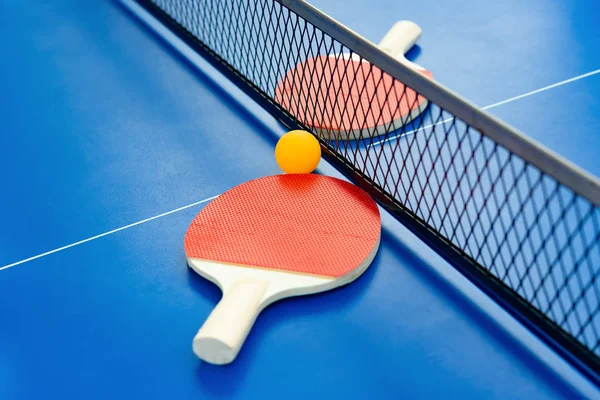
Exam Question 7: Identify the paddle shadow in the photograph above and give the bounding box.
[185,239,382,397]
[406,44,422,61]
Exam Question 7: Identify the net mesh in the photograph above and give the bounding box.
[133,0,600,376]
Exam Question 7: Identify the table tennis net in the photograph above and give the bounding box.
[132,0,600,381]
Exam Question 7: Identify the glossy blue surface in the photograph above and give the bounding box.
[1,0,598,398]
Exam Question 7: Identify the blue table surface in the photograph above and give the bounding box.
[1,0,599,398]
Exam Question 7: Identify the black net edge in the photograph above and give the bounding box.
[125,0,600,384]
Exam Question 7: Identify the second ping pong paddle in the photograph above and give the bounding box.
[275,20,432,140]
[184,174,381,365]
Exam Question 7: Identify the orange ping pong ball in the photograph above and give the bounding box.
[275,130,321,174]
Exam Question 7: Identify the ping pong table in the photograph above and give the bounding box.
[1,0,599,398]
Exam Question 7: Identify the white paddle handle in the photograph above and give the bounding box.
[193,277,269,365]
[378,20,422,56]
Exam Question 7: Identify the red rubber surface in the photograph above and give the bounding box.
[274,56,432,134]
[184,174,380,278]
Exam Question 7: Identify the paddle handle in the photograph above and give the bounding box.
[378,20,422,58]
[193,277,269,365]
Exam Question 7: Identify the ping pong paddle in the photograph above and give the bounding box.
[184,174,381,364]
[274,20,432,140]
